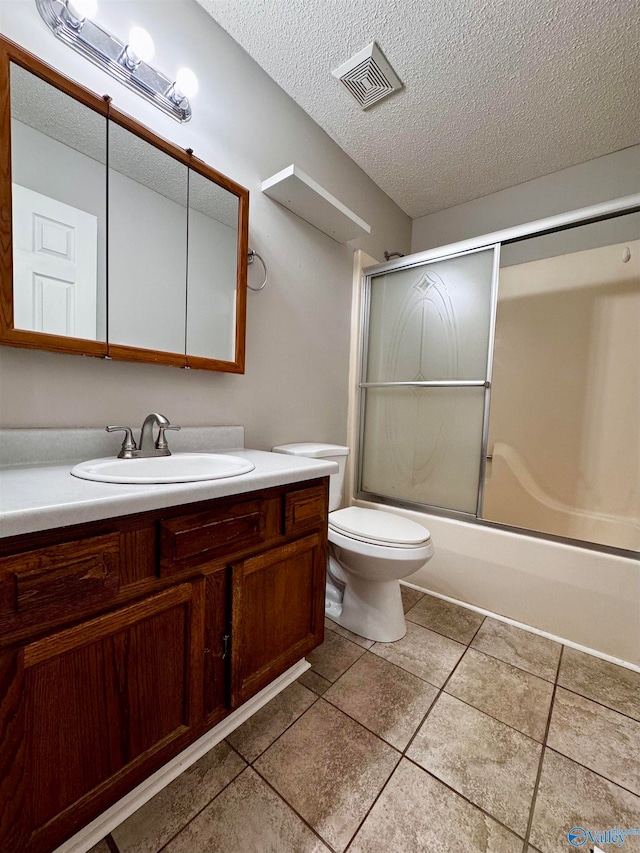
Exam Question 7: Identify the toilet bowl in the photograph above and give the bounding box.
[272,443,434,642]
[328,506,434,641]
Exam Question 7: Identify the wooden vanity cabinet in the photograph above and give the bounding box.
[0,478,328,853]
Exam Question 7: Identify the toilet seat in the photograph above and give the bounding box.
[329,506,431,549]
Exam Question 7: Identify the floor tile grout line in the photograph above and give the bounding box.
[367,642,465,689]
[440,682,551,745]
[240,690,322,766]
[521,645,565,853]
[325,620,375,651]
[325,624,373,651]
[153,758,250,853]
[241,663,407,834]
[310,628,369,684]
[401,617,484,757]
[341,751,403,853]
[311,694,404,758]
[324,644,550,750]
[320,686,416,754]
[248,685,404,852]
[332,644,448,693]
[542,745,640,800]
[552,682,640,724]
[114,687,324,851]
[461,643,559,684]
[404,611,481,647]
[459,640,637,721]
[402,755,528,842]
[251,761,340,853]
[460,611,486,646]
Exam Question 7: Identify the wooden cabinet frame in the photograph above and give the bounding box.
[0,35,249,373]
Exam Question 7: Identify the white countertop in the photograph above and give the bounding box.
[0,450,337,539]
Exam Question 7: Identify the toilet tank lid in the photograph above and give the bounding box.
[272,443,349,458]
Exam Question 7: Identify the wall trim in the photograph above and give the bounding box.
[401,581,640,673]
[53,659,310,853]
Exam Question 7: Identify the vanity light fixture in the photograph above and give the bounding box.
[35,0,197,121]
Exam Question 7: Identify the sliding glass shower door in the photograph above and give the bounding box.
[359,245,499,515]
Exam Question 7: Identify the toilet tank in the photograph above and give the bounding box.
[271,443,349,511]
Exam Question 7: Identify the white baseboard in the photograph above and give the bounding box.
[401,581,640,673]
[53,659,310,853]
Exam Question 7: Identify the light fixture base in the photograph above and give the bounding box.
[35,0,192,122]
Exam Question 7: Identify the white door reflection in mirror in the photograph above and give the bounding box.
[10,61,107,343]
[12,184,98,338]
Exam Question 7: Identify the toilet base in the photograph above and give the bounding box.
[326,575,406,643]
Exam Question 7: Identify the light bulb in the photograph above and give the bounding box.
[175,67,198,99]
[127,26,155,64]
[66,0,98,22]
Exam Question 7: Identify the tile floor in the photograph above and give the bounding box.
[91,587,640,853]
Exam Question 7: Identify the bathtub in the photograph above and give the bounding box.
[356,498,640,667]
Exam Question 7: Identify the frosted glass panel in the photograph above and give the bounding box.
[361,387,486,513]
[367,248,495,382]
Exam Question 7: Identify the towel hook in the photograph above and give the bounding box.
[247,249,267,291]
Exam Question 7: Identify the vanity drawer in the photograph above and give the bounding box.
[0,533,121,630]
[284,483,328,535]
[160,497,278,576]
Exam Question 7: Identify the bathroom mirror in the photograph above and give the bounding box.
[108,118,188,359]
[186,168,242,363]
[0,36,249,372]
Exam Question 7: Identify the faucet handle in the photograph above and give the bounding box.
[156,423,181,452]
[106,425,138,458]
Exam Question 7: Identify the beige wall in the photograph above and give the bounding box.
[0,1,411,448]
[483,240,640,551]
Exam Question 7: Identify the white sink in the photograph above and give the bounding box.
[71,453,255,484]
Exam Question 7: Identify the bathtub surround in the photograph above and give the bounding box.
[484,235,640,552]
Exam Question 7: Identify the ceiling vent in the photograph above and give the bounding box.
[332,41,403,110]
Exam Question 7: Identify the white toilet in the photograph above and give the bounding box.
[272,443,434,642]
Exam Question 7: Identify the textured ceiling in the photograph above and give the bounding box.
[195,0,640,218]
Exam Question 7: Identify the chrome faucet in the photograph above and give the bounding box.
[106,413,181,459]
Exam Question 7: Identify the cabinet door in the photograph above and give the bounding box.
[0,583,204,853]
[230,534,325,707]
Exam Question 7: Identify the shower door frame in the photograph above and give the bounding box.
[357,243,500,519]
[356,192,640,556]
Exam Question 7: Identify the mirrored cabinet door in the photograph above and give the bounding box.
[9,62,107,344]
[1,36,248,372]
[186,168,240,363]
[107,119,188,360]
